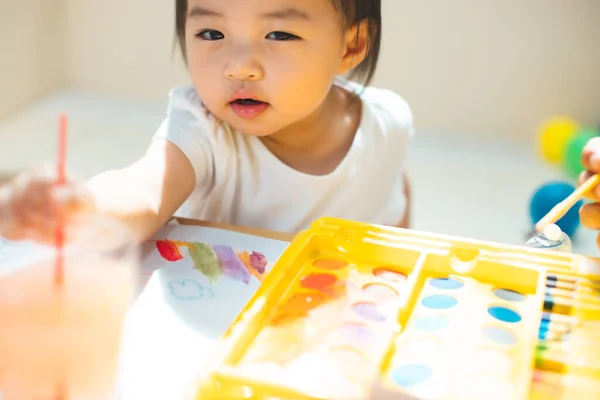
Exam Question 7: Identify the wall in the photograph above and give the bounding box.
[0,0,66,119]
[65,0,189,103]
[64,0,600,138]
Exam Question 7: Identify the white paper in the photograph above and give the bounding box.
[118,224,289,400]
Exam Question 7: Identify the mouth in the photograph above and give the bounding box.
[229,97,270,119]
[230,98,268,106]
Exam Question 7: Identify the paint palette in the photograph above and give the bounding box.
[192,217,585,400]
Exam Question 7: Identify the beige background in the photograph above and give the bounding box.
[0,0,65,119]
[2,0,600,138]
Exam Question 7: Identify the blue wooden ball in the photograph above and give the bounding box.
[529,181,582,238]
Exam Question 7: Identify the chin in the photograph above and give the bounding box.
[221,114,281,137]
[229,122,278,137]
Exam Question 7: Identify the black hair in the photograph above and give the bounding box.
[175,0,381,86]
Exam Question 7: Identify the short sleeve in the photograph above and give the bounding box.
[360,86,415,165]
[153,86,215,191]
[370,88,414,138]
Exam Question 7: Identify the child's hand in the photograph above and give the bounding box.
[579,137,600,248]
[0,165,96,243]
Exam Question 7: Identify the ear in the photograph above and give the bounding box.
[338,19,370,75]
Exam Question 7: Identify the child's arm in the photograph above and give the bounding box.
[0,139,195,244]
[397,173,411,229]
[85,139,195,241]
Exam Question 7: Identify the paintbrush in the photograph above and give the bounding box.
[533,174,600,234]
[55,113,68,287]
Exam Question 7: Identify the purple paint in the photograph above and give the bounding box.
[211,245,251,283]
[338,323,376,344]
[351,302,387,322]
[249,251,267,274]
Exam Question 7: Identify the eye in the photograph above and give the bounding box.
[196,29,225,41]
[265,31,300,41]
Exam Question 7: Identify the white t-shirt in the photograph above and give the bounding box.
[153,79,414,233]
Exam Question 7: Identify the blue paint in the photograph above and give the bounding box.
[412,315,450,331]
[422,295,457,309]
[391,364,433,387]
[538,328,552,340]
[493,288,526,302]
[169,279,214,301]
[488,306,522,323]
[429,278,464,290]
[482,325,517,345]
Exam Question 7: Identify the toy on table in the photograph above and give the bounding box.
[538,117,579,164]
[191,217,600,400]
[564,129,599,180]
[536,116,599,179]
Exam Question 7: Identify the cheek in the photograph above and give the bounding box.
[268,46,342,102]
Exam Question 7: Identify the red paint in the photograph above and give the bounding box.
[300,273,337,289]
[313,258,348,270]
[156,240,184,262]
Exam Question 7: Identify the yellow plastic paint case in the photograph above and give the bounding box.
[193,217,596,400]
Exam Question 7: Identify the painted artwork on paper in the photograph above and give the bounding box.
[153,239,268,284]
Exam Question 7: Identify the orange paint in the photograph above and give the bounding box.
[270,311,306,326]
[284,293,325,313]
[313,258,348,270]
[238,251,265,282]
[300,273,337,290]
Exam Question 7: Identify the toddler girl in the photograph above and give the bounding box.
[0,0,414,244]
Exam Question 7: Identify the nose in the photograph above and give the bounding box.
[224,47,264,81]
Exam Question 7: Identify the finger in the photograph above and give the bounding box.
[580,203,600,230]
[579,170,600,201]
[582,137,600,172]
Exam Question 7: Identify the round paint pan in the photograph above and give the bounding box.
[328,345,368,380]
[487,305,522,324]
[393,337,444,365]
[421,294,458,310]
[471,347,513,377]
[492,288,526,302]
[411,314,451,332]
[351,301,388,322]
[372,267,408,283]
[429,277,464,290]
[481,324,518,346]
[362,282,399,302]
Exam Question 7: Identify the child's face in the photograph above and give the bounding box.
[184,0,352,136]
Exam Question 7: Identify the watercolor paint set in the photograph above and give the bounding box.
[193,217,600,400]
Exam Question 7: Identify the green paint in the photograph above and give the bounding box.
[189,242,221,282]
